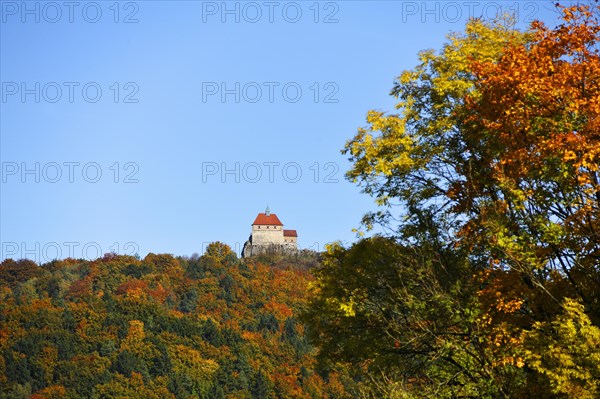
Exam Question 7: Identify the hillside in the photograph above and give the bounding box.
[0,243,350,399]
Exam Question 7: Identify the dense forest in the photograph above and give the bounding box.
[0,245,352,399]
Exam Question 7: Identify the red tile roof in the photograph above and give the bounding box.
[283,229,297,237]
[252,213,283,226]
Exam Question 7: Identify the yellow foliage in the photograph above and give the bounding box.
[120,320,159,360]
[167,344,219,385]
[524,298,600,398]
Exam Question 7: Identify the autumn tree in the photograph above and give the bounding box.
[0,259,42,289]
[306,4,600,398]
[461,4,600,317]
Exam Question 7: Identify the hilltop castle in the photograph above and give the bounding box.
[242,207,298,258]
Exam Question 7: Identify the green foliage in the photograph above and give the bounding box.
[251,369,275,399]
[303,237,513,398]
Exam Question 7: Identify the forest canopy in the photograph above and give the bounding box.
[0,246,352,399]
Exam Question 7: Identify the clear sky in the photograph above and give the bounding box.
[1,0,565,262]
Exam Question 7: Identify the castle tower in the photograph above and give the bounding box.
[242,207,298,257]
[251,207,285,245]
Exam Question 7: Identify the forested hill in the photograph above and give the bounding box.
[0,243,350,399]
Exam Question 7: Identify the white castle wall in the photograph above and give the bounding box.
[284,236,297,244]
[251,225,285,245]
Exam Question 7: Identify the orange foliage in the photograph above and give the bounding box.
[30,385,66,399]
[67,276,93,298]
[264,300,293,321]
[148,283,169,303]
[116,279,148,300]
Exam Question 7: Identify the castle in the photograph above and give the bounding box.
[242,207,298,257]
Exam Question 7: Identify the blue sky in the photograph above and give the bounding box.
[1,0,564,261]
